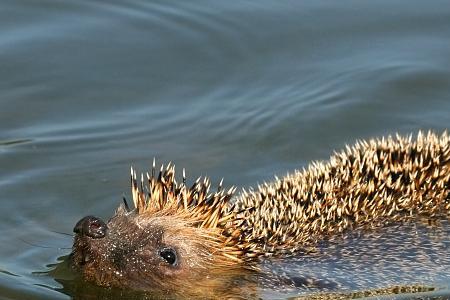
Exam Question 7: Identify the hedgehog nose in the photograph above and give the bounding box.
[73,216,108,239]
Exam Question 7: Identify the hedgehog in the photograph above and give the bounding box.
[70,131,450,297]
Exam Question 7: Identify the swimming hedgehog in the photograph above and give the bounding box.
[71,131,450,296]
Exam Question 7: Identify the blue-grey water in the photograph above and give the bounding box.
[1,1,450,299]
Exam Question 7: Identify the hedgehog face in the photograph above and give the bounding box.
[70,164,245,295]
[70,204,221,293]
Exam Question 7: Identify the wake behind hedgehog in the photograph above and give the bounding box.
[69,131,450,298]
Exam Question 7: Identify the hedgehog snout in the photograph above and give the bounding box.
[73,216,108,239]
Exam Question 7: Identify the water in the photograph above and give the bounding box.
[1,1,450,299]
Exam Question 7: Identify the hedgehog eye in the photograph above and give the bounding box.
[159,247,177,266]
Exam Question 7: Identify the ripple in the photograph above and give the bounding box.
[0,139,32,147]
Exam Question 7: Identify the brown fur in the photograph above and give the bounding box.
[71,208,249,297]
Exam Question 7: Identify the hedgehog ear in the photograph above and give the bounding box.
[115,197,132,215]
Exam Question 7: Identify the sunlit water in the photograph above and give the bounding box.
[1,1,450,299]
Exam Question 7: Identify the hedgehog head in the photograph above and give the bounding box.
[70,162,243,295]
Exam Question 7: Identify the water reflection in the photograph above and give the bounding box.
[47,218,450,299]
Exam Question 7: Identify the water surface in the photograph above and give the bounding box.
[1,1,450,299]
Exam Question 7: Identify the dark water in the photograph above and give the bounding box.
[1,1,450,299]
